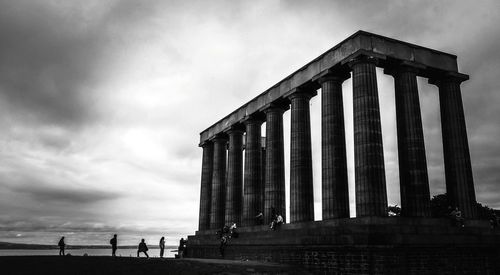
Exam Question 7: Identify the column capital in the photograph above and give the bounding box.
[224,124,245,135]
[342,50,385,68]
[242,113,266,125]
[211,133,228,142]
[263,102,288,114]
[428,72,469,86]
[383,61,425,77]
[287,89,315,101]
[314,69,351,85]
[199,140,213,148]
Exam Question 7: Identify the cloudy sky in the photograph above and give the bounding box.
[1,0,499,246]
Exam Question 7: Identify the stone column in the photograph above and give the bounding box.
[225,128,244,226]
[264,105,286,224]
[289,91,314,223]
[209,135,228,229]
[261,144,266,217]
[319,74,350,220]
[432,75,477,218]
[198,141,213,231]
[349,56,388,217]
[242,116,264,226]
[387,64,431,217]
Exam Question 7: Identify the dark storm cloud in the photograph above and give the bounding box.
[15,184,117,205]
[0,0,165,128]
[1,173,119,205]
[0,1,102,126]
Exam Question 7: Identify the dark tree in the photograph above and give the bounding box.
[429,193,496,220]
[430,194,451,218]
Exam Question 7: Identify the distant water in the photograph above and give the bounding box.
[0,248,175,258]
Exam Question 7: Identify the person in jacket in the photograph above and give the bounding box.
[58,236,65,256]
[137,239,149,258]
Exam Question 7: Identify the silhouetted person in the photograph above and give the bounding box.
[276,214,283,229]
[219,234,227,257]
[271,214,284,230]
[178,238,187,258]
[137,239,149,258]
[159,236,165,258]
[255,212,264,225]
[450,207,465,227]
[229,222,238,238]
[110,234,118,257]
[58,237,65,256]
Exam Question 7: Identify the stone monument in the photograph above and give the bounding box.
[187,31,500,274]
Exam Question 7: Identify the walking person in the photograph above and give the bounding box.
[110,234,118,257]
[159,236,165,258]
[137,239,149,258]
[58,236,65,256]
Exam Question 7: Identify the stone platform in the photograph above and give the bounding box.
[186,217,500,274]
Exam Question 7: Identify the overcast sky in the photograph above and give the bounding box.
[1,0,499,246]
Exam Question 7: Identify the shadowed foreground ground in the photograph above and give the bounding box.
[0,256,311,275]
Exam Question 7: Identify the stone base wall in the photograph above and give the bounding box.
[186,218,500,274]
[189,244,499,274]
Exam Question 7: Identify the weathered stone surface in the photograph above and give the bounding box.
[188,218,500,274]
[242,117,264,226]
[388,65,431,217]
[198,142,213,231]
[209,136,228,229]
[264,105,286,224]
[289,92,314,223]
[200,31,462,144]
[225,129,244,226]
[318,74,350,220]
[433,76,477,218]
[349,56,388,217]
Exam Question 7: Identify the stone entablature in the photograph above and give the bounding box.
[199,30,464,145]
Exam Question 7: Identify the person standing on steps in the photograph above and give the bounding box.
[219,234,228,257]
[58,236,65,256]
[229,222,238,238]
[159,236,165,258]
[110,234,118,257]
[178,238,187,258]
[450,207,465,227]
[255,212,264,225]
[137,239,149,258]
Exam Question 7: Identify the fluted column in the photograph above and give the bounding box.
[349,56,388,217]
[432,75,477,218]
[209,135,228,229]
[319,74,350,220]
[260,144,266,217]
[388,65,430,217]
[264,105,286,224]
[198,141,213,231]
[242,116,264,226]
[225,128,244,226]
[289,91,314,223]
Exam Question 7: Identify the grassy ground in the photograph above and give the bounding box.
[0,256,311,275]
